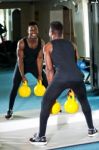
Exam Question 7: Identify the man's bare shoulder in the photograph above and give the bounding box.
[17,38,25,49]
[18,38,24,45]
[43,42,52,52]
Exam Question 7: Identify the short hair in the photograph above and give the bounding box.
[28,21,38,27]
[50,21,63,36]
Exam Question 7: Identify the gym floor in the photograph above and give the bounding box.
[0,68,99,150]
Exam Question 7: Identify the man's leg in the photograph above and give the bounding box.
[5,65,22,119]
[29,80,65,145]
[72,81,98,136]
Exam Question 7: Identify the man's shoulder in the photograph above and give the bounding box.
[45,42,52,47]
[18,37,27,44]
[43,42,52,53]
[18,37,24,42]
[17,38,26,48]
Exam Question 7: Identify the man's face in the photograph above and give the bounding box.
[28,25,39,38]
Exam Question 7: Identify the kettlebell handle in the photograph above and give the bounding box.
[22,80,28,86]
[68,89,75,100]
[38,80,42,85]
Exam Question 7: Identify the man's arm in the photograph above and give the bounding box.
[72,42,79,62]
[17,39,26,82]
[36,39,45,81]
[43,42,54,84]
[36,49,43,81]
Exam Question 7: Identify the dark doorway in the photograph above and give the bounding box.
[12,9,21,42]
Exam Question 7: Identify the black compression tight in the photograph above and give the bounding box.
[39,80,94,137]
[8,64,48,111]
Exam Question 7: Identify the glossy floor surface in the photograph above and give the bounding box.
[0,69,99,150]
[0,109,99,150]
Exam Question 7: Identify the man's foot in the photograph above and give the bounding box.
[88,128,98,137]
[29,133,47,145]
[5,110,13,119]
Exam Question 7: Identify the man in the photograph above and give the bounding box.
[29,21,98,145]
[5,21,48,119]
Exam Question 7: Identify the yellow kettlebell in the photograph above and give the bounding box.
[18,81,31,98]
[64,89,79,114]
[51,101,61,115]
[34,80,46,96]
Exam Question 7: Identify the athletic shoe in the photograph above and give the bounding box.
[88,128,98,137]
[29,133,47,145]
[5,110,13,119]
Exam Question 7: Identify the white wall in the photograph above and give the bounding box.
[50,9,63,23]
[35,0,90,57]
[82,0,90,57]
[0,0,90,58]
[73,0,89,57]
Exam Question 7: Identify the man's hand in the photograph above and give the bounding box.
[38,75,42,81]
[22,76,28,83]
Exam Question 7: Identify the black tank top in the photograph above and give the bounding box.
[23,37,41,65]
[51,39,84,81]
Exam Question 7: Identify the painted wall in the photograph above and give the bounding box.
[0,0,89,57]
[0,2,35,39]
[72,1,86,57]
[72,0,90,57]
[34,3,50,43]
[34,0,89,57]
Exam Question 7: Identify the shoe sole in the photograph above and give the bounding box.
[5,115,13,120]
[29,141,47,146]
[88,131,98,137]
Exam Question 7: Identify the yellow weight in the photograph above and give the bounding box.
[64,90,79,114]
[51,101,61,115]
[18,81,31,98]
[34,80,46,96]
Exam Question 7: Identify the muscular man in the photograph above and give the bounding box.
[5,21,48,119]
[29,21,98,145]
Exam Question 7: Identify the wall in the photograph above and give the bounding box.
[20,3,35,37]
[72,0,89,57]
[72,1,85,57]
[50,9,63,23]
[34,0,89,57]
[0,0,89,57]
[34,3,50,42]
[0,2,35,39]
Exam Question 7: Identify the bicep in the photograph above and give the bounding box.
[37,49,43,59]
[37,39,45,58]
[44,50,53,71]
[17,41,24,60]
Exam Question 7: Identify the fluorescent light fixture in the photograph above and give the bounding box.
[91,0,98,3]
[59,0,68,2]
